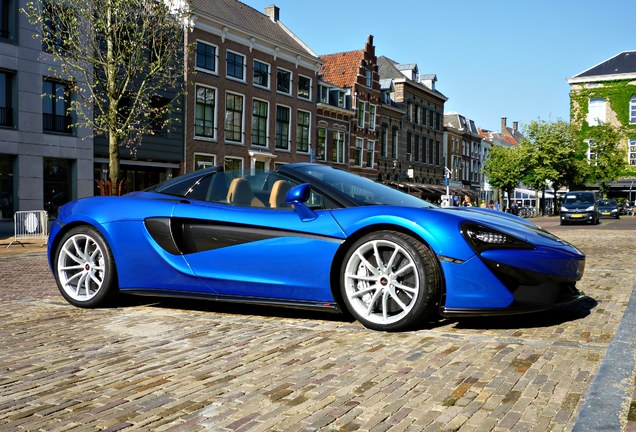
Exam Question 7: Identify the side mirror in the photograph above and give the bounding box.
[286,183,317,222]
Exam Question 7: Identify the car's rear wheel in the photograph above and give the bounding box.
[340,231,439,331]
[54,226,117,307]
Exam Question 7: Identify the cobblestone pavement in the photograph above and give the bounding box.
[1,216,635,431]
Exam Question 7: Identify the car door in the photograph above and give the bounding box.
[171,186,346,304]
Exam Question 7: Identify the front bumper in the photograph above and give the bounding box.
[599,210,618,218]
[561,211,596,223]
[439,248,585,317]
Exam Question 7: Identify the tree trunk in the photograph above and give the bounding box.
[106,0,120,195]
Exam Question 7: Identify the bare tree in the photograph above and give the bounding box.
[23,0,192,194]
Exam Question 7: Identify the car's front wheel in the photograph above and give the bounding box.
[340,231,440,331]
[54,226,118,307]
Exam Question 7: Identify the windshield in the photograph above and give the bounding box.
[563,192,595,205]
[598,199,617,206]
[288,164,436,208]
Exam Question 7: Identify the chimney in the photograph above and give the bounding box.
[264,5,279,22]
[501,117,507,133]
[513,121,518,132]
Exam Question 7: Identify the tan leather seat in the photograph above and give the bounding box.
[269,180,292,208]
[226,178,264,207]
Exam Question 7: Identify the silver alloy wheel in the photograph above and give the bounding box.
[343,239,420,325]
[57,233,106,302]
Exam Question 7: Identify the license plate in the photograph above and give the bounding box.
[572,214,583,218]
[602,212,610,215]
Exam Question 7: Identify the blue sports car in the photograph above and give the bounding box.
[48,163,586,331]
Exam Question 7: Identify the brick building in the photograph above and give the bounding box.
[377,57,447,185]
[320,35,381,178]
[184,0,322,173]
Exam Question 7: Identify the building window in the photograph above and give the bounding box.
[224,157,243,172]
[369,104,377,130]
[588,98,606,126]
[422,108,427,127]
[275,105,290,150]
[297,110,310,153]
[42,79,72,134]
[224,92,244,143]
[194,85,215,139]
[319,85,329,103]
[298,75,311,100]
[0,70,14,127]
[277,68,292,95]
[148,96,169,135]
[406,132,412,161]
[365,70,372,87]
[226,50,245,81]
[587,139,597,164]
[366,140,375,168]
[629,138,636,166]
[429,138,434,163]
[357,100,366,127]
[630,96,636,124]
[414,135,420,162]
[251,99,268,147]
[253,60,270,89]
[337,91,346,108]
[436,140,441,165]
[42,1,71,52]
[333,130,345,164]
[194,153,216,170]
[380,125,388,158]
[1,0,13,40]
[317,127,327,161]
[391,127,399,159]
[355,138,364,167]
[195,41,217,73]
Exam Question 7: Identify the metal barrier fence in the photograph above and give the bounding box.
[7,210,48,248]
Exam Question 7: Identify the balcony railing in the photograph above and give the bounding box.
[0,107,13,127]
[43,113,72,133]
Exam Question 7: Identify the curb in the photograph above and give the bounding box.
[573,283,636,431]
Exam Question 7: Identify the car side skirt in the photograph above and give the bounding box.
[120,289,344,313]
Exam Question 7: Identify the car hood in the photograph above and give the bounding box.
[331,204,583,262]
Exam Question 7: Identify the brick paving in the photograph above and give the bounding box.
[0,216,635,431]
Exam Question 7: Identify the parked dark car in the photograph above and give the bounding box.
[597,199,619,219]
[560,191,599,225]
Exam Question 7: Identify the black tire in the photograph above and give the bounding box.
[340,231,440,331]
[53,225,118,307]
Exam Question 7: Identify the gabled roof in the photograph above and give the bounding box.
[319,50,364,88]
[193,0,317,58]
[569,51,636,83]
[377,56,447,100]
[395,63,418,72]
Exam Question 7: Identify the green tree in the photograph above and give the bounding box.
[23,0,192,194]
[581,122,627,195]
[483,144,523,205]
[519,119,581,192]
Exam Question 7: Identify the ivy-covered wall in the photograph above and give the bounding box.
[570,79,636,174]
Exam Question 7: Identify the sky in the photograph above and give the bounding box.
[244,0,635,132]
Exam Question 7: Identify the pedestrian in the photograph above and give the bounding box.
[488,200,495,209]
[462,195,472,207]
[452,192,460,207]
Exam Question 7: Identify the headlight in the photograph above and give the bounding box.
[560,206,568,212]
[461,222,534,253]
[586,206,595,211]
